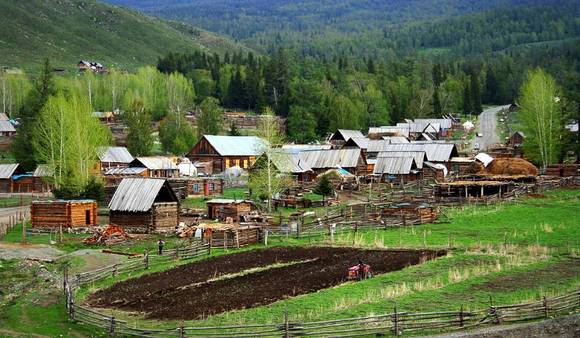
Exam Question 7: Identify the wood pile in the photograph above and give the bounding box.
[83,224,131,245]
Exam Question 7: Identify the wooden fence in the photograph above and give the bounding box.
[64,274,579,338]
[0,207,30,240]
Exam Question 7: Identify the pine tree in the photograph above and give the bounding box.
[470,73,482,114]
[433,87,442,116]
[462,81,472,114]
[367,58,376,74]
[13,58,55,170]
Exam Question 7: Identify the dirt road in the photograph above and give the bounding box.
[473,105,510,151]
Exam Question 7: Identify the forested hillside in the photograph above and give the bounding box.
[0,0,248,71]
[103,0,579,58]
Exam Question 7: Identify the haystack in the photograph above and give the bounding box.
[486,158,538,176]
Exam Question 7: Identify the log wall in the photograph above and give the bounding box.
[31,201,97,228]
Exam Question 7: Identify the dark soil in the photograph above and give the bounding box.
[88,246,445,320]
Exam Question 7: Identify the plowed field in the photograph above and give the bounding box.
[88,247,444,320]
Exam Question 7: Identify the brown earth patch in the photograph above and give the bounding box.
[87,246,445,320]
[471,259,580,292]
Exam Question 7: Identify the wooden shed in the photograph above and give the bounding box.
[206,199,253,222]
[108,178,179,233]
[198,223,261,248]
[0,163,26,193]
[31,200,97,228]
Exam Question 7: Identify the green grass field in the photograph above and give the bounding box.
[1,188,578,336]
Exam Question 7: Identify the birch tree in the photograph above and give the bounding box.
[519,68,563,169]
[249,107,291,212]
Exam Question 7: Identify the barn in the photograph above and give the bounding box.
[187,135,266,174]
[31,200,97,228]
[108,178,180,233]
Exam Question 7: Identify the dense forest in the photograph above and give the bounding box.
[104,0,579,59]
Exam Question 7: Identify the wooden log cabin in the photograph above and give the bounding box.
[206,199,254,222]
[31,200,97,228]
[187,135,266,174]
[129,157,180,178]
[108,178,179,233]
[0,163,26,193]
[198,224,261,248]
[97,146,133,171]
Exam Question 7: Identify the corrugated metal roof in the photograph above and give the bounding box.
[379,143,457,162]
[368,126,410,138]
[331,129,364,141]
[298,149,363,169]
[396,122,440,133]
[33,164,52,177]
[0,113,9,121]
[382,136,410,143]
[109,178,173,212]
[0,163,19,179]
[98,146,133,163]
[414,118,453,129]
[206,199,252,204]
[104,167,147,175]
[268,152,313,174]
[0,120,16,132]
[281,144,332,153]
[343,137,369,149]
[378,151,427,169]
[373,157,417,175]
[204,135,266,156]
[366,140,392,153]
[132,157,178,170]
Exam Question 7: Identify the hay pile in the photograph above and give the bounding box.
[464,162,485,174]
[486,158,538,175]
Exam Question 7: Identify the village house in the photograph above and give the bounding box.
[206,199,254,222]
[506,131,525,149]
[98,146,133,171]
[32,165,53,192]
[0,120,16,137]
[297,148,367,175]
[187,135,266,174]
[328,129,365,147]
[108,178,180,233]
[379,143,459,170]
[187,177,224,196]
[31,200,97,228]
[0,163,26,193]
[373,156,419,182]
[78,60,106,73]
[129,156,179,178]
[368,126,410,139]
[253,151,315,182]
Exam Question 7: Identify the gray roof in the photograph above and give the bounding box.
[206,199,252,204]
[281,144,332,153]
[98,146,133,164]
[0,113,9,121]
[378,151,427,169]
[109,178,174,212]
[368,126,410,138]
[0,120,16,132]
[0,163,19,179]
[396,122,441,134]
[132,157,178,170]
[298,149,363,169]
[366,140,392,153]
[373,157,417,175]
[104,167,147,175]
[269,152,313,174]
[203,135,266,156]
[414,118,453,129]
[382,136,410,144]
[331,129,364,141]
[343,137,369,149]
[33,165,52,177]
[379,143,457,162]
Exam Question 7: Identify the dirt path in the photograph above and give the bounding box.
[473,105,510,151]
[0,242,62,261]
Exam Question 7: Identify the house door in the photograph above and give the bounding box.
[85,210,91,225]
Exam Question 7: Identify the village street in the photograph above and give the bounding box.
[473,104,511,151]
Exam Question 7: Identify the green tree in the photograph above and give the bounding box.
[433,87,442,116]
[313,174,334,202]
[228,122,241,136]
[197,97,223,137]
[124,92,154,156]
[470,73,482,114]
[519,69,564,169]
[159,112,197,155]
[13,58,55,170]
[286,106,317,143]
[462,81,472,114]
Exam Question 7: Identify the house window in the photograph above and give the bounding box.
[249,156,256,165]
[209,183,215,191]
[225,159,231,168]
[243,159,248,168]
[193,183,199,192]
[234,159,240,167]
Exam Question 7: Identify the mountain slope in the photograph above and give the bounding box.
[0,0,248,71]
[104,0,580,58]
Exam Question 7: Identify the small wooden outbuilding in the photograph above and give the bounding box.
[206,199,253,222]
[108,178,179,233]
[31,200,97,228]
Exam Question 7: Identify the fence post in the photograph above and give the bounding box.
[284,309,290,338]
[392,305,399,337]
[179,322,185,338]
[108,316,116,337]
[208,242,212,256]
[543,295,549,318]
[459,304,464,328]
[112,264,118,277]
[144,251,149,270]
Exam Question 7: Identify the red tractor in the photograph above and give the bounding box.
[347,262,373,280]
